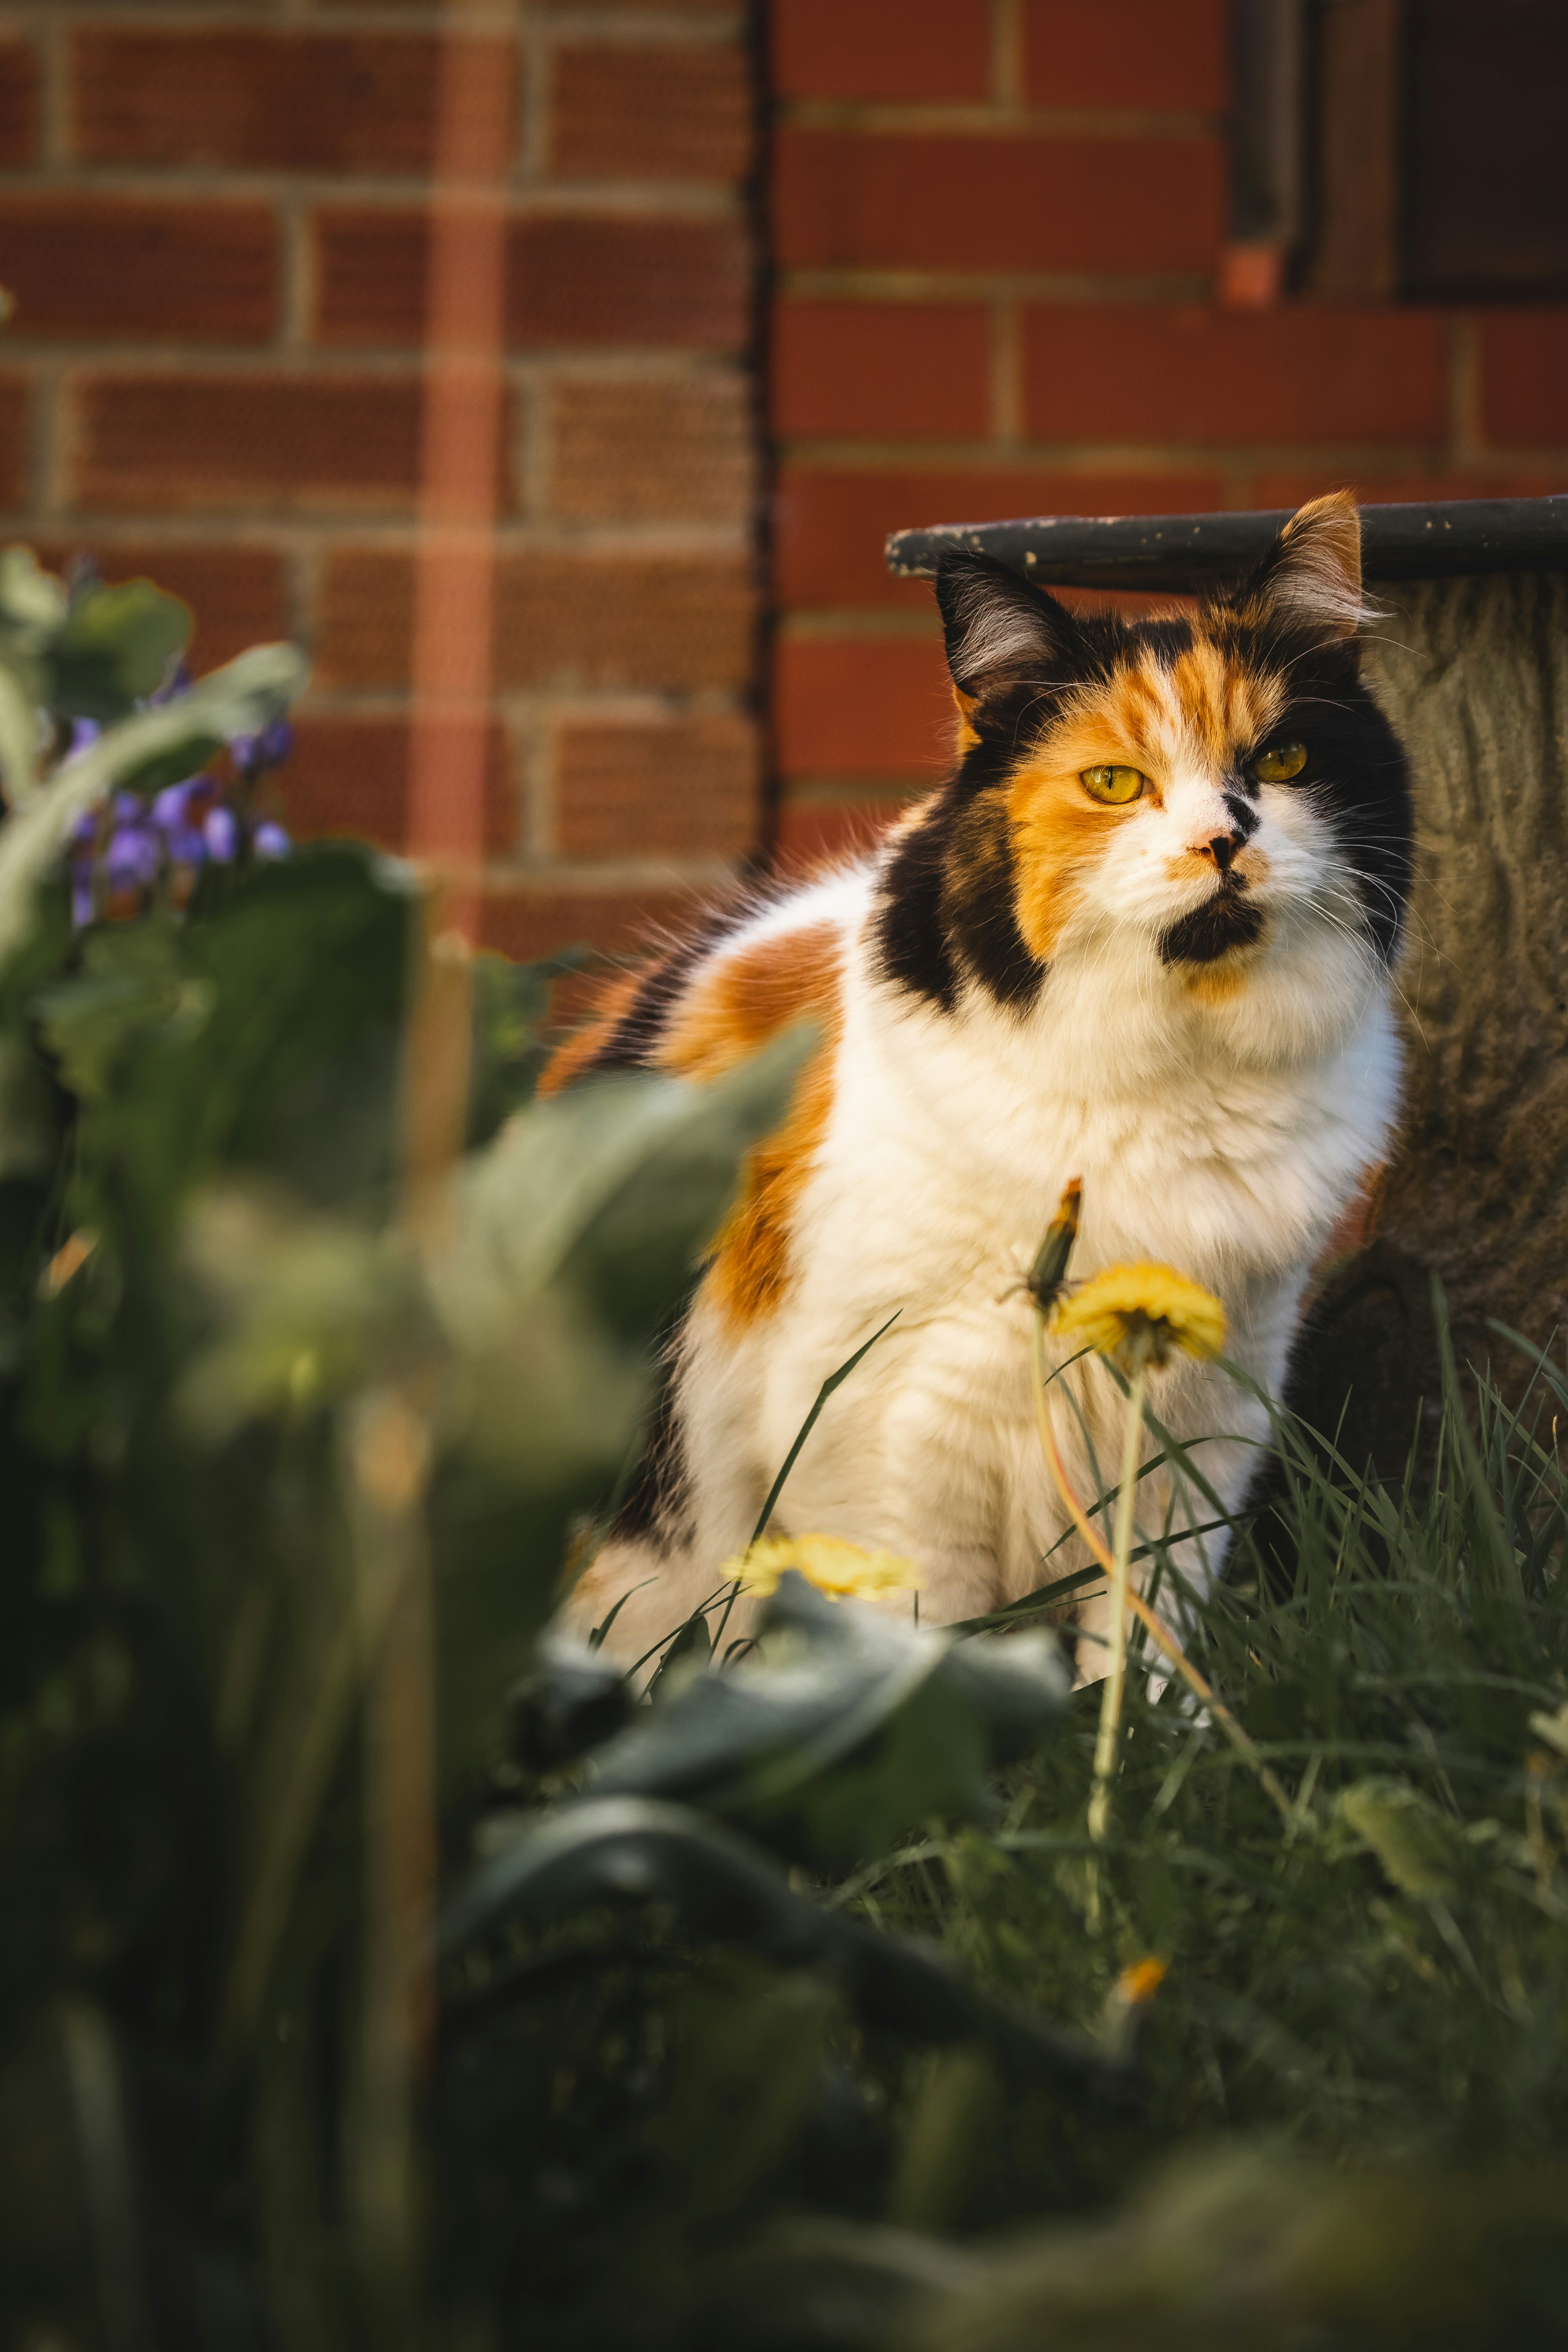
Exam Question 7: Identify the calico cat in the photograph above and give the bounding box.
[545,492,1413,1669]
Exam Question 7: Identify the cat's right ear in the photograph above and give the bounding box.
[934,548,1085,706]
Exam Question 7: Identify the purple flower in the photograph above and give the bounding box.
[151,776,207,831]
[102,823,161,892]
[71,866,95,928]
[64,717,101,763]
[251,820,290,861]
[153,775,216,863]
[204,805,239,863]
[68,807,100,848]
[231,718,294,775]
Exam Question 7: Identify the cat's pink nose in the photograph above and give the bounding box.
[1193,831,1240,872]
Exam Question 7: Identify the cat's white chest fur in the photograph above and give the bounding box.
[705,885,1403,1630]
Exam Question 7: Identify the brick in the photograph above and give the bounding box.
[776,464,1230,609]
[1022,307,1449,445]
[550,44,752,184]
[313,209,750,352]
[773,302,991,438]
[316,548,755,693]
[1023,0,1227,110]
[774,129,1224,275]
[555,715,759,859]
[35,542,289,674]
[70,30,517,174]
[283,716,515,856]
[495,546,757,691]
[313,0,724,8]
[0,199,277,344]
[479,887,708,969]
[1249,467,1568,512]
[775,632,954,777]
[547,373,754,521]
[0,39,40,166]
[776,789,920,867]
[511,218,748,353]
[1479,313,1568,449]
[68,374,492,515]
[772,0,990,101]
[0,376,30,509]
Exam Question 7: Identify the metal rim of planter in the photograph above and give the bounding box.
[885,494,1568,594]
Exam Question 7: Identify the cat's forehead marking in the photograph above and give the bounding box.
[1077,627,1285,773]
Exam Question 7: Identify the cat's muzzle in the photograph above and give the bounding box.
[1158,878,1265,966]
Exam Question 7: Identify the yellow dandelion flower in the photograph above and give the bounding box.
[1053,1261,1226,1371]
[1116,1955,1168,2007]
[726,1532,923,1603]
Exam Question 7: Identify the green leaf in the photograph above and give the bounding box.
[0,1029,56,1178]
[647,1607,713,1705]
[584,1572,1069,1866]
[34,918,189,1104]
[0,546,66,641]
[0,656,40,805]
[435,1025,816,1353]
[507,1634,635,1773]
[174,1183,435,1444]
[438,1795,1118,2093]
[49,578,193,722]
[1337,1777,1468,1901]
[111,734,225,798]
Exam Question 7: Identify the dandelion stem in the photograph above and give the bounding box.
[1088,1353,1148,1843]
[1028,1309,1293,1825]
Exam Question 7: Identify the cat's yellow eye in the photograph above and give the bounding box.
[1253,740,1308,783]
[1080,764,1146,806]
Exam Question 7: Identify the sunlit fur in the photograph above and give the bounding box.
[554,494,1414,1674]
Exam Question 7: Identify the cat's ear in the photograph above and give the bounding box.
[934,548,1086,703]
[1234,489,1376,638]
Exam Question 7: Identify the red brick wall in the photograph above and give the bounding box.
[770,0,1568,865]
[0,1,761,963]
[6,5,1568,960]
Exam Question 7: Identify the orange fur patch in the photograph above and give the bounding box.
[1002,634,1290,960]
[1003,678,1162,961]
[657,920,840,1083]
[705,1046,837,1330]
[669,922,844,1329]
[541,915,845,1330]
[1181,960,1251,1007]
[536,966,647,1098]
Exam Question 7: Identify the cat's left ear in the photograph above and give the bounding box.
[934,547,1087,705]
[1234,489,1377,639]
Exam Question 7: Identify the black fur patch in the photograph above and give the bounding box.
[1136,614,1196,667]
[1158,886,1265,965]
[1222,790,1261,841]
[1236,646,1413,966]
[874,787,964,1012]
[614,1342,691,1546]
[574,900,754,1078]
[874,773,1046,1015]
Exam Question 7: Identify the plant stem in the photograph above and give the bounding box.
[1087,1353,1148,1842]
[1029,1311,1295,1824]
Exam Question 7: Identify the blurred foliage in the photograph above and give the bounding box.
[0,552,1565,2352]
